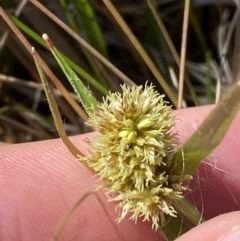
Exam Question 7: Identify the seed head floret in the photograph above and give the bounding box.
[80,83,190,230]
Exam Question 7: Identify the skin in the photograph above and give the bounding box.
[1,105,240,241]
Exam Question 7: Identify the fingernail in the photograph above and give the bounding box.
[218,224,240,241]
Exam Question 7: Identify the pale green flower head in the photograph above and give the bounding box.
[80,83,190,230]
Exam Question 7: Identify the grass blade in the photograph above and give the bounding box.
[31,47,84,159]
[43,34,99,111]
[173,80,240,175]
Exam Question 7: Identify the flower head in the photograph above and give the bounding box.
[80,83,190,230]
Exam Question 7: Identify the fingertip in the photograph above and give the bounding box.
[176,211,240,241]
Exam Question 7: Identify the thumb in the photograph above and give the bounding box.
[176,211,240,241]
[218,224,240,241]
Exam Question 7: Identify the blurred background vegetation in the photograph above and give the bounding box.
[0,0,238,143]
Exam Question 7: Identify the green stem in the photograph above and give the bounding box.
[174,198,205,226]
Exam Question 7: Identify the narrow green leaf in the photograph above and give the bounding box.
[173,80,240,175]
[72,0,108,57]
[43,34,99,111]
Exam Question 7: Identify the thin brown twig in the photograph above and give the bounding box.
[0,74,78,100]
[178,0,190,109]
[50,191,124,241]
[146,0,180,66]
